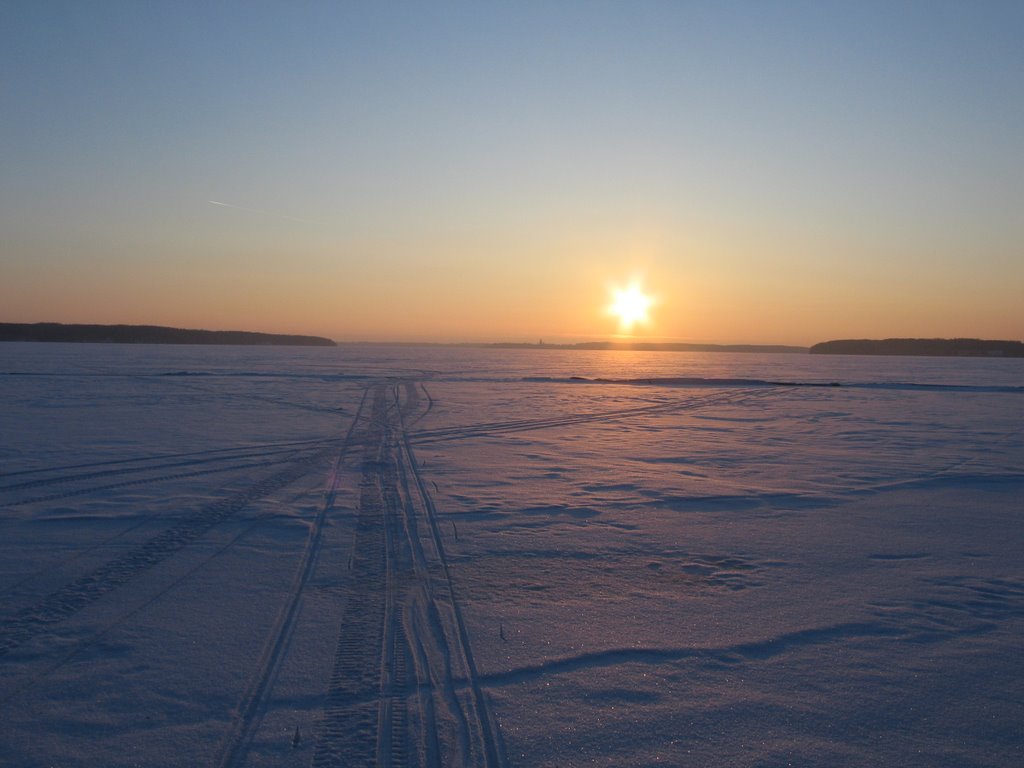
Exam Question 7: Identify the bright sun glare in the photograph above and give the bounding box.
[608,281,655,333]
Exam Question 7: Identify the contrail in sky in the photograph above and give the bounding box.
[208,200,310,223]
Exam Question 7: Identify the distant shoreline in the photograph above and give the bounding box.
[3,325,1021,358]
[336,339,1024,358]
[810,338,1024,358]
[0,323,335,347]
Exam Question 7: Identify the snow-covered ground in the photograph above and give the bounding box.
[1,343,1021,767]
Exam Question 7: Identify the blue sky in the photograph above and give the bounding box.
[2,1,1021,342]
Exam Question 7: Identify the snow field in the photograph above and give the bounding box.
[0,345,1021,766]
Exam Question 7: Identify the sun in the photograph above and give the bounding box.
[607,281,655,332]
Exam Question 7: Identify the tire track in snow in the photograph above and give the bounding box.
[0,446,336,658]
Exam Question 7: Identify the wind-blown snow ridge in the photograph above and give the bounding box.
[481,622,906,686]
[479,598,1024,689]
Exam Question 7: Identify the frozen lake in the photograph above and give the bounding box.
[1,343,1022,767]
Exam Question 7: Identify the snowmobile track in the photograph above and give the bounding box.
[312,381,505,768]
[1,453,316,508]
[0,444,322,494]
[216,387,372,768]
[0,436,338,481]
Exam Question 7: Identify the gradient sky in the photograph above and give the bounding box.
[2,1,1022,344]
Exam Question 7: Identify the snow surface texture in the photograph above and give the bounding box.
[1,343,1021,767]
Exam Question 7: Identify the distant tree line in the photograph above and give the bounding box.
[809,338,1023,357]
[0,323,336,346]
